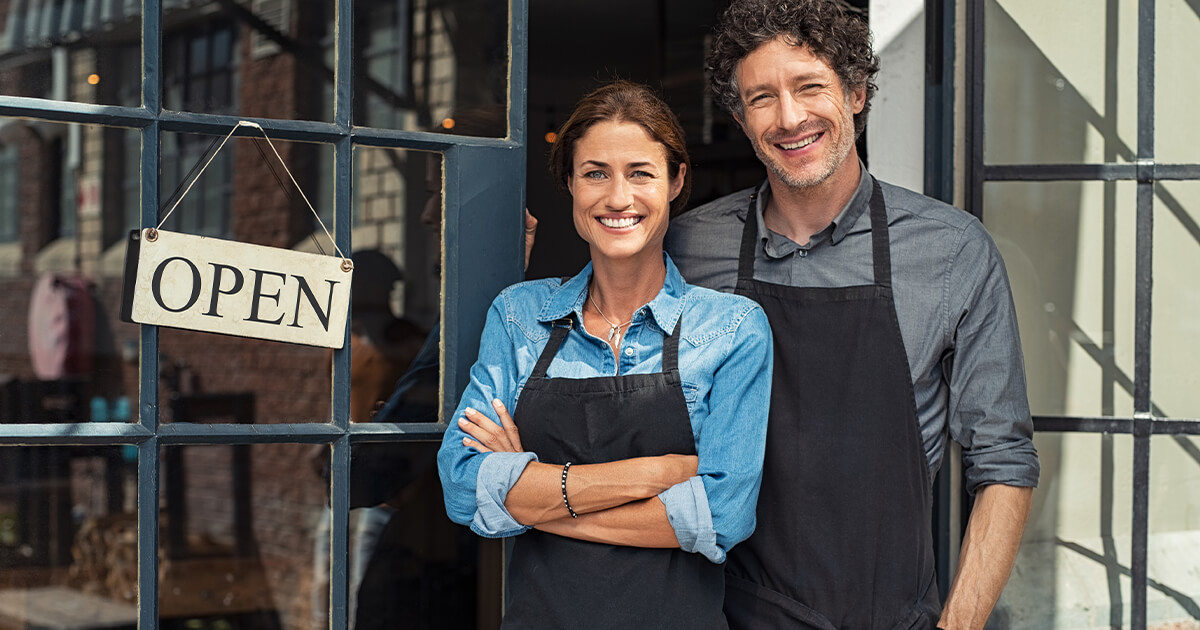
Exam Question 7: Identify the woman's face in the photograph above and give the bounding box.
[568,120,685,265]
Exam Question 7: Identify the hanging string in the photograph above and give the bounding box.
[153,120,346,261]
[250,136,327,257]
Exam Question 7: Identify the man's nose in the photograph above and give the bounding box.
[777,92,808,131]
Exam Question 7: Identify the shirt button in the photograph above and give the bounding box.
[798,250,808,258]
[624,347,634,357]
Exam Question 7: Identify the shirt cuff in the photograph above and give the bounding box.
[658,476,722,563]
[470,451,537,538]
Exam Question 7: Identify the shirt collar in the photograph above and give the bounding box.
[537,252,687,334]
[752,160,872,253]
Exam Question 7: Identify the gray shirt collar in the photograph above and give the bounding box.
[750,161,872,259]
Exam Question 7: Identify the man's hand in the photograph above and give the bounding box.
[939,484,1033,630]
[524,209,538,271]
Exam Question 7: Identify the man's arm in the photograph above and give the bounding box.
[938,484,1033,630]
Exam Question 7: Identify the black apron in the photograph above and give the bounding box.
[723,180,941,630]
[502,315,726,630]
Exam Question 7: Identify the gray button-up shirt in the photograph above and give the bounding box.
[665,169,1039,493]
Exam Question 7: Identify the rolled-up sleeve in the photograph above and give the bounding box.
[437,293,536,537]
[659,303,772,563]
[947,221,1040,494]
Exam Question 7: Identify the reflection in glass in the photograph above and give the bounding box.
[0,8,141,107]
[309,442,501,629]
[994,434,1134,627]
[1156,0,1200,164]
[0,447,138,627]
[1146,436,1200,628]
[161,0,336,121]
[352,0,509,136]
[984,0,1137,165]
[0,118,140,423]
[155,132,335,424]
[160,443,323,629]
[1152,181,1200,419]
[983,181,1136,418]
[347,147,444,424]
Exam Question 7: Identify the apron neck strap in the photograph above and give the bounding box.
[531,318,573,379]
[867,177,892,289]
[736,177,892,289]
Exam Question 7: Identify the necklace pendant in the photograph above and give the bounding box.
[608,326,618,342]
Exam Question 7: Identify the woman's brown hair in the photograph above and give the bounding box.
[548,80,692,215]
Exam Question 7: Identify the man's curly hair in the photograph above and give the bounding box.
[707,0,880,139]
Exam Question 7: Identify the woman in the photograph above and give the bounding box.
[437,81,772,629]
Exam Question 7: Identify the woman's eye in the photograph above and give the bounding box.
[582,170,607,180]
[630,170,653,179]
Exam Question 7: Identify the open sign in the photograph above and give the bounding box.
[121,229,352,349]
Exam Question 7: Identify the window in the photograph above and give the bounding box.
[0,142,18,243]
[965,1,1200,628]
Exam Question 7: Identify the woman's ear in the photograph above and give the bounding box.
[669,163,687,202]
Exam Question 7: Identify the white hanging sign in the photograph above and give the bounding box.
[122,228,352,348]
[120,121,352,349]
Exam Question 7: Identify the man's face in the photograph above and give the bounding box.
[734,37,865,191]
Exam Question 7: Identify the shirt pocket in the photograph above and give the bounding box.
[681,382,700,416]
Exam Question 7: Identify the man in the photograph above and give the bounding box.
[664,1,1039,628]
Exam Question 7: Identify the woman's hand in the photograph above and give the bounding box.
[459,399,524,453]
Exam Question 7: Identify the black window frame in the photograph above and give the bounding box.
[0,2,529,629]
[958,1,1200,628]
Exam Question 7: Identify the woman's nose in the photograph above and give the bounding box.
[606,177,634,209]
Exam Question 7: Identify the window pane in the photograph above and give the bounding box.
[0,446,138,626]
[156,132,335,423]
[352,0,509,136]
[348,147,443,423]
[0,118,141,423]
[1147,435,1200,628]
[1152,181,1200,419]
[0,10,141,107]
[159,443,322,628]
[161,0,336,121]
[1156,0,1200,165]
[992,433,1135,628]
[329,442,502,628]
[984,0,1138,165]
[982,181,1136,418]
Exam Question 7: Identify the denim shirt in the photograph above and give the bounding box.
[437,254,773,563]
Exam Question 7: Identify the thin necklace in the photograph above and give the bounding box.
[588,294,633,343]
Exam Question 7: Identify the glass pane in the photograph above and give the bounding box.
[0,118,141,423]
[0,446,138,627]
[1147,435,1200,628]
[348,147,442,423]
[323,442,501,628]
[984,0,1138,165]
[993,433,1135,628]
[982,181,1136,418]
[159,443,322,628]
[161,0,336,121]
[1157,0,1200,165]
[156,132,335,423]
[1152,181,1200,419]
[0,10,141,107]
[352,0,509,136]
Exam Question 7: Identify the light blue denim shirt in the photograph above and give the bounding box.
[437,254,772,564]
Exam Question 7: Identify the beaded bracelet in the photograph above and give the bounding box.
[561,462,578,519]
